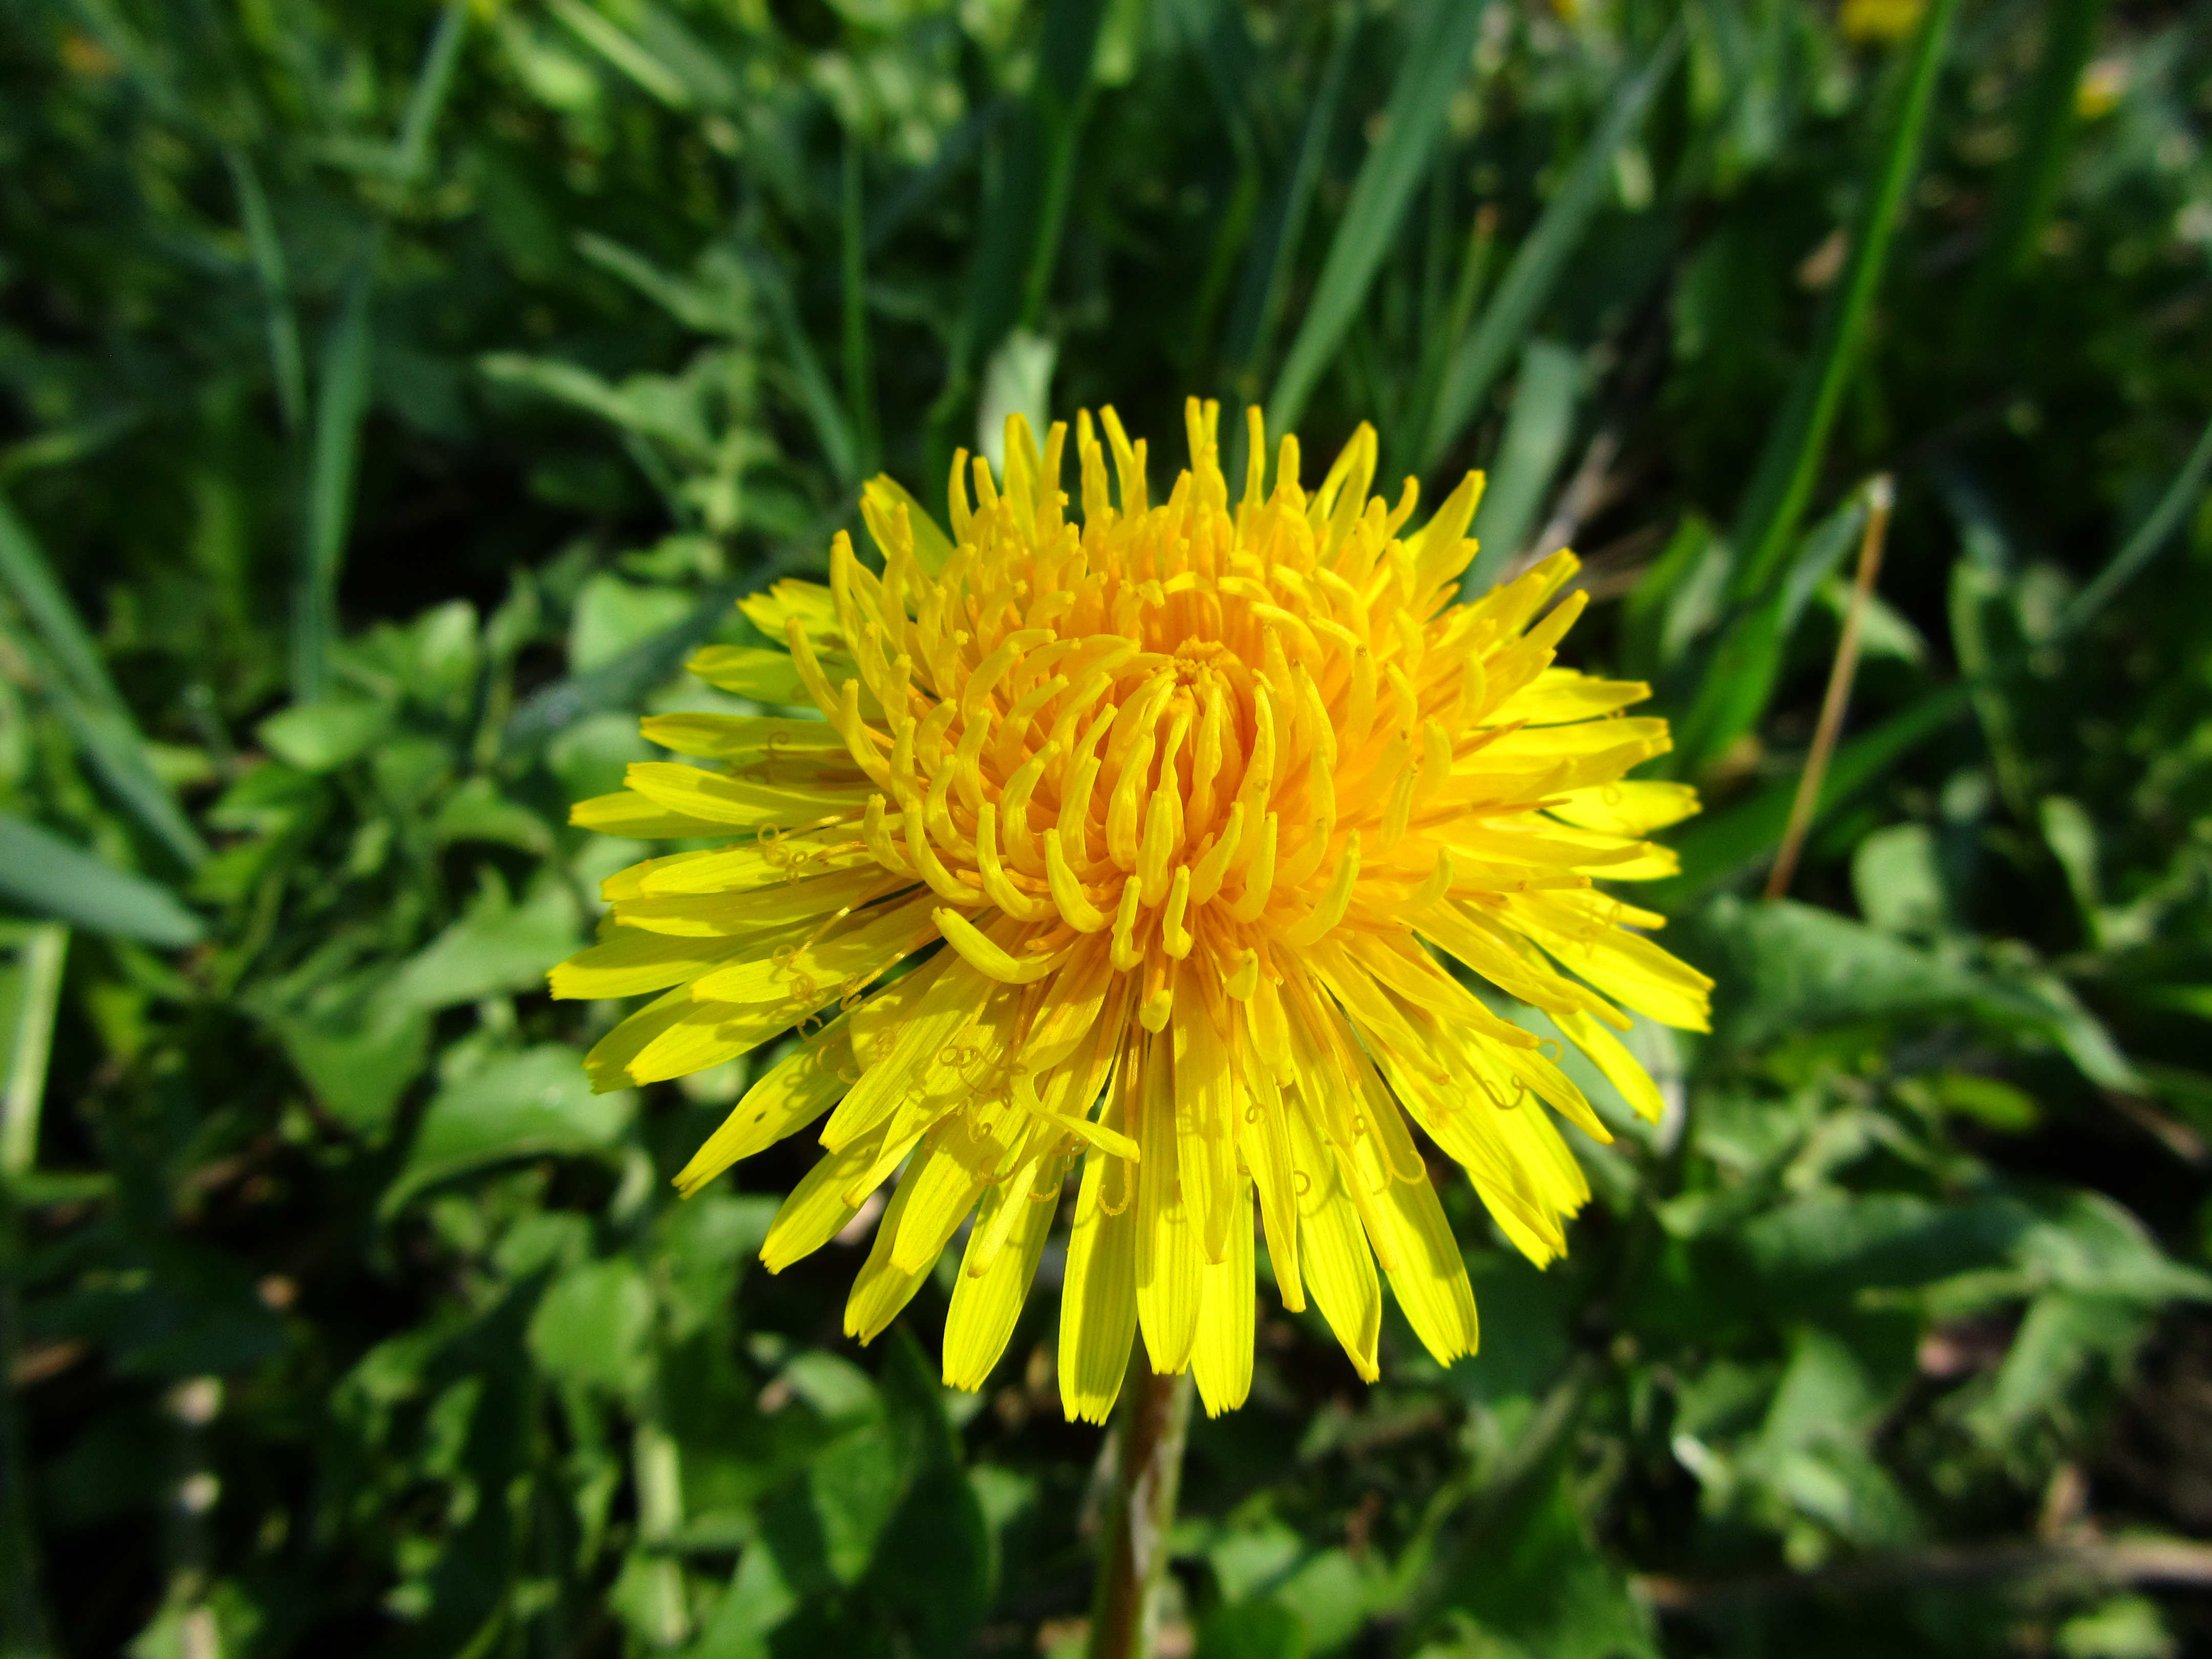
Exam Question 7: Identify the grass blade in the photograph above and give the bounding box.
[750,257,860,487]
[1222,4,1359,399]
[0,815,203,948]
[1420,24,1682,476]
[225,151,307,432]
[2054,413,2212,639]
[1668,483,1879,771]
[0,497,123,717]
[548,0,693,108]
[1459,339,1580,596]
[1265,0,1490,439]
[291,253,376,703]
[0,497,208,868]
[392,1,470,187]
[1973,0,2107,292]
[1726,0,1961,602]
[2,923,68,1178]
[842,132,879,477]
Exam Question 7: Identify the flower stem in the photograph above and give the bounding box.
[1088,1354,1193,1659]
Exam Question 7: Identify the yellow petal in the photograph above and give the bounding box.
[1059,1092,1140,1423]
[570,790,731,839]
[1549,1006,1667,1124]
[627,999,785,1087]
[944,1158,1062,1392]
[689,891,938,1006]
[1546,780,1700,836]
[760,1124,891,1273]
[1171,979,1239,1265]
[1189,1176,1254,1417]
[1488,667,1650,726]
[673,1022,855,1196]
[638,712,853,763]
[845,1175,931,1344]
[548,930,740,1000]
[685,645,809,703]
[613,864,900,937]
[1133,1033,1202,1373]
[1345,1069,1478,1366]
[1288,1106,1379,1381]
[581,987,691,1092]
[1235,1030,1303,1312]
[624,761,863,828]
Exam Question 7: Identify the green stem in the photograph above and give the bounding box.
[1088,1356,1193,1659]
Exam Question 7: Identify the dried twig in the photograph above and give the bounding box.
[1765,475,1895,900]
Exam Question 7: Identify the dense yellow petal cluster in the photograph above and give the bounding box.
[550,400,1712,1420]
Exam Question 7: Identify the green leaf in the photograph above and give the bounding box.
[528,1256,655,1398]
[261,972,432,1138]
[1266,0,1491,439]
[1851,821,1948,935]
[1195,1599,1305,1659]
[384,874,580,1012]
[0,814,202,947]
[568,572,696,673]
[1434,1465,1656,1659]
[384,1045,635,1214]
[2053,412,2212,639]
[1973,1290,2148,1444]
[1421,26,1683,474]
[254,695,391,773]
[1221,9,1358,391]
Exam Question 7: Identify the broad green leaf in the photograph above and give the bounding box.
[384,1045,635,1214]
[1851,821,1948,935]
[1434,1465,1656,1659]
[385,874,580,1012]
[261,972,432,1138]
[568,572,695,673]
[0,814,202,947]
[255,695,390,773]
[528,1256,654,1397]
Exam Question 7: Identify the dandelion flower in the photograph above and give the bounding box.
[550,401,1712,1420]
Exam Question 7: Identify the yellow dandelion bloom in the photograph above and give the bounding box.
[551,400,1712,1422]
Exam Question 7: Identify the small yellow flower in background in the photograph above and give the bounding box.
[550,400,1712,1421]
[2075,57,2127,122]
[1839,0,1925,45]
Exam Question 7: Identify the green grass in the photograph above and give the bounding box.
[2,1,2211,1655]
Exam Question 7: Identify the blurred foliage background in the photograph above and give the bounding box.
[2,0,2212,1655]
